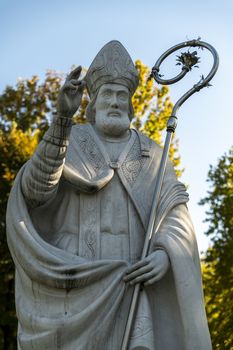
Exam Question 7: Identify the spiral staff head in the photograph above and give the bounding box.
[150,39,219,127]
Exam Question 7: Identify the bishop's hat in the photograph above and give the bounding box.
[85,40,139,98]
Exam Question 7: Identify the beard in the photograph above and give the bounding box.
[95,112,130,137]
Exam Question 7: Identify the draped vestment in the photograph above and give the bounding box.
[7,124,212,349]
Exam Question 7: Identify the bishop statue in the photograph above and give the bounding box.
[7,41,212,349]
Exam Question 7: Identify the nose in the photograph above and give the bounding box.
[110,94,119,108]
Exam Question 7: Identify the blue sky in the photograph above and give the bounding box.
[1,0,233,253]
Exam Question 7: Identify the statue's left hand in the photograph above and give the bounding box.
[124,250,170,286]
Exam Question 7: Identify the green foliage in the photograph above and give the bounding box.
[200,148,233,349]
[0,72,60,132]
[0,62,180,348]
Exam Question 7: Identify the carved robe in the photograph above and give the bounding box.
[6,123,212,349]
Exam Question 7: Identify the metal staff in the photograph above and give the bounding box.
[121,39,219,350]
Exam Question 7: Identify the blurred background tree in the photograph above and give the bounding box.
[0,60,180,349]
[201,148,233,349]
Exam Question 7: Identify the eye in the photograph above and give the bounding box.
[118,93,128,101]
[102,91,111,98]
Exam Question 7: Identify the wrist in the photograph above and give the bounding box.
[43,114,73,146]
[152,248,170,263]
[53,114,73,127]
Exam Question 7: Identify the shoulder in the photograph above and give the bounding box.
[71,123,90,135]
[70,123,96,145]
[135,129,177,178]
[134,129,163,157]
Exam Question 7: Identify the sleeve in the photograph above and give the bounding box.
[152,203,201,271]
[151,204,211,349]
[21,115,73,208]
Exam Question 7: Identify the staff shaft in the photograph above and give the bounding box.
[121,130,173,350]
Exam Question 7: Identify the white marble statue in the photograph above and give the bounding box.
[6,41,212,349]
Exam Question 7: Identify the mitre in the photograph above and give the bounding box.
[85,40,139,98]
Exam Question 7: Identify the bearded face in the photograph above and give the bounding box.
[93,83,131,138]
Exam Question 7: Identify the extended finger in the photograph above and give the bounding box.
[128,270,156,285]
[67,66,82,80]
[124,264,153,282]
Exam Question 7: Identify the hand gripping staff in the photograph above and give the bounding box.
[121,39,219,350]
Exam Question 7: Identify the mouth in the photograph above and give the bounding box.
[108,111,121,117]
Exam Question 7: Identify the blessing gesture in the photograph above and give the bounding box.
[57,66,86,118]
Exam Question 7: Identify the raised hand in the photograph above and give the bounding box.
[57,66,86,118]
[124,250,170,286]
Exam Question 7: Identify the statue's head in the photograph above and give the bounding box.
[85,41,139,136]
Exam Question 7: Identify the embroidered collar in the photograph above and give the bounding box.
[89,125,137,170]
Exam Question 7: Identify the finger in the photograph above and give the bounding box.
[69,80,86,92]
[62,81,85,95]
[67,66,82,80]
[129,270,156,285]
[69,79,82,86]
[62,81,77,92]
[144,271,164,286]
[125,259,150,274]
[124,264,153,282]
[77,80,86,90]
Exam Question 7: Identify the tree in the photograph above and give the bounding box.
[0,61,180,349]
[200,147,233,349]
